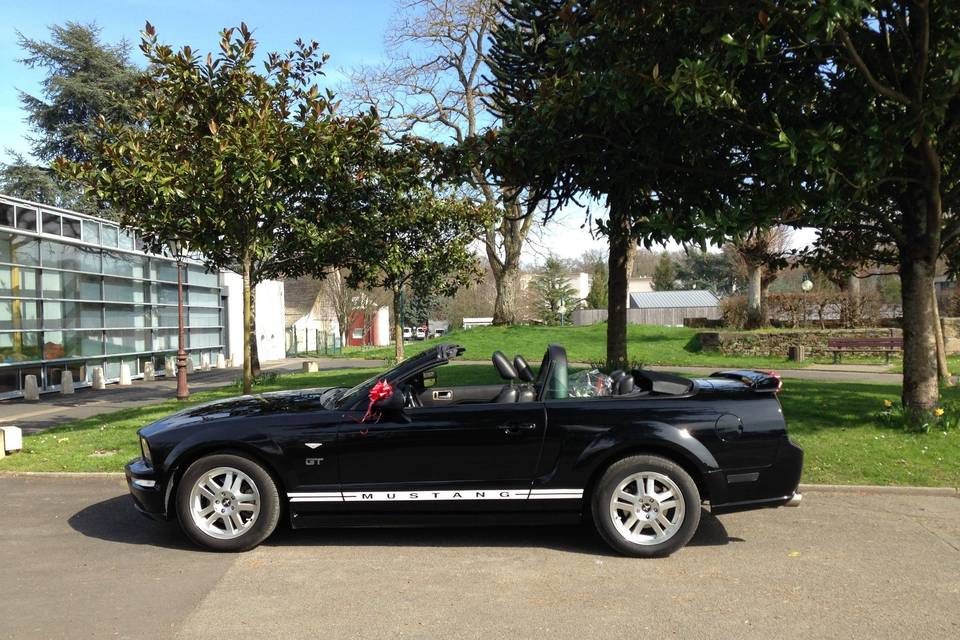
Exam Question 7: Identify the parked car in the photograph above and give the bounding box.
[126,343,802,555]
[402,327,412,341]
[433,328,446,338]
[414,327,426,340]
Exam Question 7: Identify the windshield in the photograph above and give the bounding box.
[334,372,384,410]
[334,343,464,409]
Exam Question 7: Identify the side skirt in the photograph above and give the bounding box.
[289,511,583,529]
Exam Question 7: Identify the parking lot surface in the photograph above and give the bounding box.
[0,475,957,639]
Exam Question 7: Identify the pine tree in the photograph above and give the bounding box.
[652,253,676,291]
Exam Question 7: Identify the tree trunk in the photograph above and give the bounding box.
[899,253,939,411]
[249,287,261,377]
[606,200,631,368]
[932,281,952,385]
[241,257,253,395]
[393,289,405,362]
[488,199,534,326]
[847,274,862,328]
[745,263,763,329]
[492,262,521,325]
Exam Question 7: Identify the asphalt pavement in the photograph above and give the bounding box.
[0,475,956,639]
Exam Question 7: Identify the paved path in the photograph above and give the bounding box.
[0,476,957,640]
[0,358,378,434]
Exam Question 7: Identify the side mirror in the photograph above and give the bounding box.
[422,370,437,388]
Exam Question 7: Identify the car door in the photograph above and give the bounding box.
[336,401,547,514]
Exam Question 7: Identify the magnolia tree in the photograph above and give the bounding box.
[57,23,381,393]
[338,148,489,361]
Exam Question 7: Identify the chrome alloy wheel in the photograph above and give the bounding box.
[188,466,261,540]
[608,471,686,545]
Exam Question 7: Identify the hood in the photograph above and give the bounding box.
[139,387,338,437]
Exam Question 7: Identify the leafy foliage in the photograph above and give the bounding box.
[585,259,608,309]
[531,256,578,325]
[56,23,381,392]
[652,253,677,291]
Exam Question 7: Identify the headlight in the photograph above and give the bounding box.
[139,436,153,465]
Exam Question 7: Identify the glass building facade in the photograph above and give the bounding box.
[0,195,225,398]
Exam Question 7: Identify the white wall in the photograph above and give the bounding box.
[374,306,390,346]
[221,272,287,365]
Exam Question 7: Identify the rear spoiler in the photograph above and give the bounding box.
[710,370,783,393]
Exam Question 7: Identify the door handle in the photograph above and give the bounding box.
[501,423,537,434]
[432,390,453,400]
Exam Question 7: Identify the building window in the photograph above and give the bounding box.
[41,271,101,300]
[0,331,41,363]
[42,301,102,329]
[102,225,119,247]
[15,207,37,232]
[42,240,102,272]
[352,328,364,339]
[0,203,13,227]
[0,266,40,297]
[42,212,62,235]
[62,217,82,239]
[0,231,41,266]
[103,250,145,278]
[103,277,147,303]
[0,300,40,330]
[82,220,100,244]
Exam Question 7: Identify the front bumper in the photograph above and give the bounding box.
[124,457,167,520]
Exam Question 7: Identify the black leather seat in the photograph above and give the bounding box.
[513,355,536,402]
[492,351,519,402]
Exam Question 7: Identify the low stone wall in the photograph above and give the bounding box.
[942,317,960,355]
[697,327,903,358]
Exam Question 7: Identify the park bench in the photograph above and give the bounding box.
[827,337,903,364]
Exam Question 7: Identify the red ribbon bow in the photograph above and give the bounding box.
[359,379,393,424]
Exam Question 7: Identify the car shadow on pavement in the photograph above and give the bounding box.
[69,498,738,556]
[265,508,736,557]
[68,495,207,553]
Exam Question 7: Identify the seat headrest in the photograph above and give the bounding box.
[618,375,635,395]
[514,355,535,382]
[492,351,518,380]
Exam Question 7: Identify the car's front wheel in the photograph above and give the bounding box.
[176,453,280,552]
[592,454,701,557]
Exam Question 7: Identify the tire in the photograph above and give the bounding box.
[176,453,281,552]
[591,454,701,558]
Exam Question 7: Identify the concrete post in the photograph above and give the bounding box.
[303,361,319,373]
[119,364,132,386]
[1,426,22,452]
[61,371,75,395]
[92,367,106,390]
[216,353,226,369]
[23,375,40,401]
[0,430,4,459]
[186,357,195,374]
[143,362,155,382]
[200,353,211,372]
[165,356,177,378]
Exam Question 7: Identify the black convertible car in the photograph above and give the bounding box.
[125,343,803,556]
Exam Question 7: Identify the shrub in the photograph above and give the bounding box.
[721,295,748,328]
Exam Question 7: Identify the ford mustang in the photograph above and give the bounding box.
[125,343,803,556]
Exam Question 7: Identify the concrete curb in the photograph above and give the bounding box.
[0,472,956,496]
[799,483,959,497]
[0,471,124,479]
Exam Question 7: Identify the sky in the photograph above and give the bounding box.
[0,0,812,264]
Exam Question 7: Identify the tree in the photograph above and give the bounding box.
[656,1,959,412]
[0,155,64,205]
[731,227,791,328]
[12,22,140,213]
[57,23,380,394]
[341,148,488,361]
[676,249,740,296]
[652,253,677,291]
[488,2,780,367]
[532,256,578,325]
[585,259,609,309]
[349,0,536,325]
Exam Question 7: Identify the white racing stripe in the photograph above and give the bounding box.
[287,488,583,503]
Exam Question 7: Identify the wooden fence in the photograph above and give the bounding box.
[571,306,721,327]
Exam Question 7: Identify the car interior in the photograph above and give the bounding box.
[401,344,694,408]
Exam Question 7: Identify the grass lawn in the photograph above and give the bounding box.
[1,365,956,487]
[342,323,903,370]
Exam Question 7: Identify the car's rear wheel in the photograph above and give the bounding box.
[592,455,701,557]
[176,453,280,552]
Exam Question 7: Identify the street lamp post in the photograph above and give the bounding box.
[167,239,190,401]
